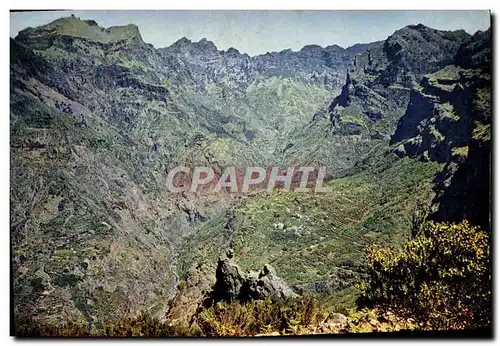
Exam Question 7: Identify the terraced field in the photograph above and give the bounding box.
[177,148,443,297]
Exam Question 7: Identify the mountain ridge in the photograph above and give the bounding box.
[15,15,383,58]
[10,15,491,332]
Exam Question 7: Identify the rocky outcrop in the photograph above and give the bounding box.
[165,262,216,326]
[166,250,297,325]
[391,66,489,162]
[455,28,492,69]
[390,28,491,231]
[329,24,470,139]
[211,251,246,302]
[243,264,298,301]
[322,312,349,331]
[211,250,297,303]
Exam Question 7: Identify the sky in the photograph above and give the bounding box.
[10,10,491,56]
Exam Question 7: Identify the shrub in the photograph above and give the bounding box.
[14,318,90,337]
[358,220,491,330]
[103,311,198,337]
[197,293,326,336]
[15,312,199,337]
[346,308,418,333]
[176,280,186,290]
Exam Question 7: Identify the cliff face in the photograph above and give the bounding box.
[10,14,491,331]
[329,24,470,139]
[286,25,471,177]
[11,16,380,327]
[390,29,492,230]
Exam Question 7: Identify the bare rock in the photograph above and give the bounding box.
[212,255,245,302]
[210,254,297,303]
[322,312,349,332]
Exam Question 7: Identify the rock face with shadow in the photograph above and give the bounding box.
[210,250,297,303]
[390,28,491,231]
[329,24,470,140]
[10,14,491,330]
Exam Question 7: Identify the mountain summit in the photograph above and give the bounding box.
[10,15,491,335]
[16,16,144,46]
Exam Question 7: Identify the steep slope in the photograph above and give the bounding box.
[275,25,470,177]
[390,28,492,230]
[10,16,377,328]
[330,24,470,138]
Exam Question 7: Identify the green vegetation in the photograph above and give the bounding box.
[359,220,491,330]
[15,312,198,337]
[451,145,469,158]
[179,150,442,299]
[15,219,491,336]
[472,122,491,141]
[335,104,370,128]
[198,293,326,336]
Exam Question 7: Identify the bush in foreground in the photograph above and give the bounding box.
[15,312,199,337]
[358,220,491,330]
[197,293,326,336]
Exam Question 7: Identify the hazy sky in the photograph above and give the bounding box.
[10,10,490,56]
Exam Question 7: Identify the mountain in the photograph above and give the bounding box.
[16,16,145,46]
[10,15,491,333]
[272,25,471,177]
[10,16,379,327]
[330,24,470,137]
[390,28,492,230]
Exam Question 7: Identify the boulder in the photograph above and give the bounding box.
[243,264,298,300]
[211,254,245,302]
[211,251,297,303]
[322,312,349,332]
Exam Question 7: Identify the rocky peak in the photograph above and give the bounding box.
[224,47,242,57]
[389,26,491,231]
[166,37,219,56]
[105,24,143,43]
[454,28,492,69]
[325,44,345,52]
[210,250,297,303]
[299,44,326,55]
[16,16,144,45]
[382,24,470,84]
[198,37,214,46]
[84,19,99,27]
[171,36,192,46]
[391,26,491,162]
